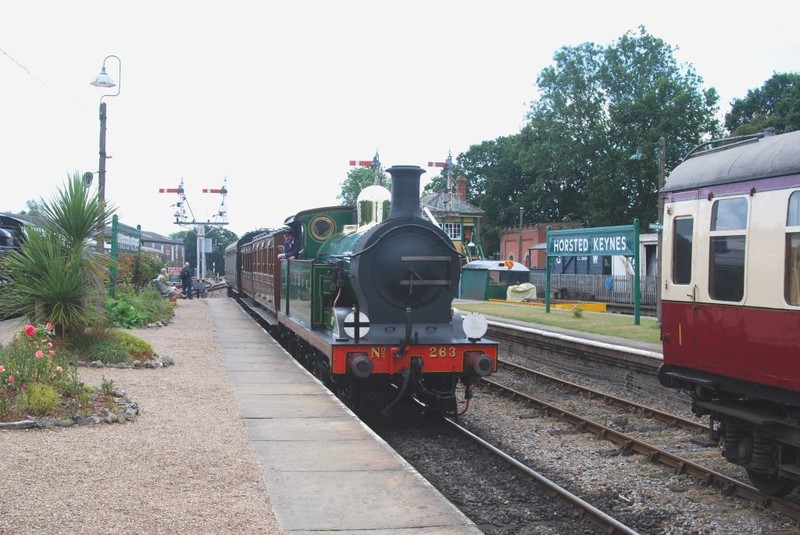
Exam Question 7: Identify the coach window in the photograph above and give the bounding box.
[709,197,748,302]
[785,192,800,305]
[672,217,693,285]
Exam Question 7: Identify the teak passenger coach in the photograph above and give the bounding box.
[658,129,800,496]
[225,165,497,417]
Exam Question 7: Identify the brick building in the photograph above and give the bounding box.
[500,221,583,268]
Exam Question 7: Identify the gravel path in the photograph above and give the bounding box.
[0,298,283,535]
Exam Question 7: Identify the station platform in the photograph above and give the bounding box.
[209,298,482,534]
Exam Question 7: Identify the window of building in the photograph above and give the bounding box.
[709,198,747,301]
[442,222,462,241]
[785,191,800,304]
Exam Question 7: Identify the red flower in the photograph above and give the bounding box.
[24,325,35,337]
[7,375,14,383]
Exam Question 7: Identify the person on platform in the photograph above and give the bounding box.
[156,268,186,302]
[180,262,193,299]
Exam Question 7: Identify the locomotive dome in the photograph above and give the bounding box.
[356,184,391,227]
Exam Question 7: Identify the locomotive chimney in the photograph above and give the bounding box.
[387,165,425,220]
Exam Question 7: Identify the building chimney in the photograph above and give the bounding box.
[456,174,467,201]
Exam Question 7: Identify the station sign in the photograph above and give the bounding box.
[544,220,642,325]
[546,224,636,257]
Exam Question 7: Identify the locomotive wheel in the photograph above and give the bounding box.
[746,469,796,497]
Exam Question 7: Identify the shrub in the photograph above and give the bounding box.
[572,305,584,318]
[1,323,74,386]
[19,383,61,415]
[110,330,155,360]
[86,340,131,364]
[107,296,149,328]
[106,287,174,328]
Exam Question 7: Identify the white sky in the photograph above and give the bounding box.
[1,1,797,238]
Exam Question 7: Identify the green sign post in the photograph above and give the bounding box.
[545,220,641,324]
[109,218,143,298]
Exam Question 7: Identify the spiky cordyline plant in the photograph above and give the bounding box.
[0,172,115,338]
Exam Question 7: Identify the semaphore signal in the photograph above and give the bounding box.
[159,177,229,279]
[350,150,382,185]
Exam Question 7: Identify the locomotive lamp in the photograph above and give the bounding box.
[90,54,122,254]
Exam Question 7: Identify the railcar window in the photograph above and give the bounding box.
[786,234,800,305]
[785,192,800,304]
[709,237,745,301]
[711,197,748,230]
[672,217,693,284]
[788,192,800,226]
[709,198,748,302]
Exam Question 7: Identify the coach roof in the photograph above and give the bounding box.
[664,129,800,193]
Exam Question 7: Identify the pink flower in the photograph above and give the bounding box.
[24,325,35,337]
[7,375,14,383]
[55,366,63,373]
[49,350,55,356]
[21,384,28,393]
[35,350,44,359]
[41,339,48,344]
[45,322,53,331]
[0,365,4,373]
[47,342,53,349]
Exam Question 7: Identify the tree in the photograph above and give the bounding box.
[337,167,388,206]
[724,72,800,135]
[172,226,238,277]
[19,199,45,216]
[458,136,531,256]
[519,26,721,227]
[205,226,239,276]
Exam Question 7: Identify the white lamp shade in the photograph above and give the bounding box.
[90,70,116,88]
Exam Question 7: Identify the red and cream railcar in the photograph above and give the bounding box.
[658,129,800,495]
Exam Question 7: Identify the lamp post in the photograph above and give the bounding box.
[517,207,524,263]
[628,137,666,324]
[656,136,665,325]
[90,54,122,254]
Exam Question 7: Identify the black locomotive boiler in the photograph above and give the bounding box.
[226,165,497,416]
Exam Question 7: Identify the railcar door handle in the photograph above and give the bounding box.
[687,285,696,301]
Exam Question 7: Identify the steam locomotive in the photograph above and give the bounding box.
[225,165,497,416]
[658,129,800,496]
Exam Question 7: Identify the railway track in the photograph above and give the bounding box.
[481,318,800,521]
[496,358,707,434]
[443,417,640,534]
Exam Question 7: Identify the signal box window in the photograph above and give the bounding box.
[785,191,800,304]
[709,198,747,302]
[672,217,693,285]
[443,222,462,241]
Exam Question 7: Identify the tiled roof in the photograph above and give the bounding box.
[420,191,484,215]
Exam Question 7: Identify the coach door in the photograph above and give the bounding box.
[661,212,697,364]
